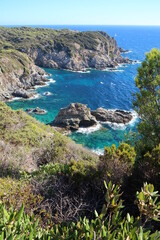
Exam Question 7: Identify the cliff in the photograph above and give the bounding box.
[0,27,130,71]
[0,49,48,100]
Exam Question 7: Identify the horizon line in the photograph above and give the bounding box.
[1,24,160,27]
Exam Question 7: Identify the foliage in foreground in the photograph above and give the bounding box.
[0,182,160,239]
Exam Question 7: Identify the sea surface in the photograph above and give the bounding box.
[7,26,160,154]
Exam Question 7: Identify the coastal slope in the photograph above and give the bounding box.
[0,102,98,173]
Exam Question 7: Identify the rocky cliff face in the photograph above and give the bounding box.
[0,49,48,100]
[52,103,133,130]
[0,27,131,72]
[24,32,130,71]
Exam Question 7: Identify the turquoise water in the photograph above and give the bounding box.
[7,26,160,153]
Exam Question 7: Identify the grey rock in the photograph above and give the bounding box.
[12,90,35,99]
[91,108,133,124]
[26,107,47,115]
[52,103,97,130]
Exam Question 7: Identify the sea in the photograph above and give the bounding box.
[7,25,160,154]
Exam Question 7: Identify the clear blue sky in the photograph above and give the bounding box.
[0,0,160,26]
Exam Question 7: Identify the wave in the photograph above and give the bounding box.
[66,69,91,73]
[122,50,133,54]
[28,93,41,100]
[47,78,56,84]
[8,97,22,102]
[77,122,102,134]
[104,68,124,72]
[77,70,91,73]
[34,83,48,89]
[100,82,104,84]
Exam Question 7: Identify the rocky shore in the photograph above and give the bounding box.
[0,27,134,100]
[0,50,49,101]
[51,103,133,131]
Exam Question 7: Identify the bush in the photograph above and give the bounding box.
[99,143,136,184]
[0,182,160,239]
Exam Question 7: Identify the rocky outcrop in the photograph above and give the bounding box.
[0,50,48,101]
[91,108,133,124]
[12,90,35,99]
[26,107,47,115]
[52,103,133,130]
[52,103,97,130]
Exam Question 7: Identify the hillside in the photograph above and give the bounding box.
[0,27,130,71]
[0,102,98,174]
[0,49,160,238]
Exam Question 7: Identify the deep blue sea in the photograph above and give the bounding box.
[7,26,160,153]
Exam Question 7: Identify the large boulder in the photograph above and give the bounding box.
[91,108,133,124]
[52,103,97,130]
[12,90,35,99]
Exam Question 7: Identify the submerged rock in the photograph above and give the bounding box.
[43,92,52,96]
[52,103,97,130]
[91,108,133,124]
[26,107,47,115]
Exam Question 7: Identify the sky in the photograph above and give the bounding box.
[0,0,160,26]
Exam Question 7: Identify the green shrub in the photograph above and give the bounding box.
[0,182,160,239]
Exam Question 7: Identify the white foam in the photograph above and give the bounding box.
[122,50,132,54]
[34,83,48,89]
[100,82,104,84]
[8,97,22,102]
[66,69,90,73]
[28,93,41,100]
[111,82,116,86]
[47,78,56,84]
[132,60,142,65]
[92,148,104,155]
[102,121,127,130]
[104,68,124,72]
[43,91,52,96]
[77,122,102,134]
[77,70,91,73]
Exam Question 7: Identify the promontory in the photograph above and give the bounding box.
[0,27,131,100]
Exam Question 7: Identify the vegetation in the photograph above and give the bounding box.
[134,49,160,152]
[0,27,113,55]
[0,182,160,239]
[0,49,160,238]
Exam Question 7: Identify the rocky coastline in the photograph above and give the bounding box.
[0,27,134,101]
[51,103,134,131]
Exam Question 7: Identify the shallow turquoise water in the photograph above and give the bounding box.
[7,26,160,153]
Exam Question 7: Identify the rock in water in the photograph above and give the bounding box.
[26,107,47,115]
[12,90,35,99]
[91,108,133,124]
[52,103,97,130]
